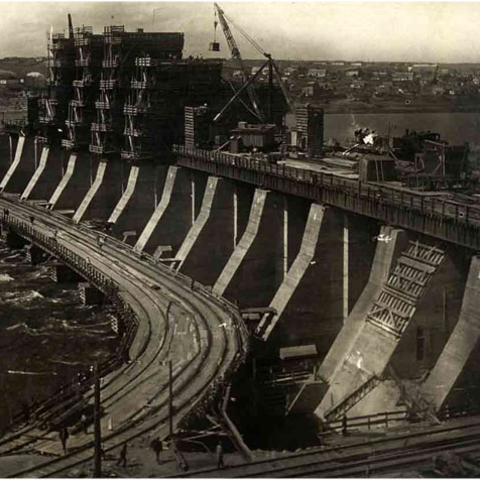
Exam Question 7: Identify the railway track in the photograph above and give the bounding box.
[0,196,248,478]
[173,419,480,478]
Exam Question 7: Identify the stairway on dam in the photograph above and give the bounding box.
[315,239,447,421]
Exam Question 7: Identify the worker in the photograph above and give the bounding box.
[172,440,189,471]
[81,413,88,435]
[150,437,163,464]
[215,439,225,468]
[342,414,348,436]
[117,443,128,468]
[59,426,69,455]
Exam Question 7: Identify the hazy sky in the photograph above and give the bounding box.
[1,1,480,63]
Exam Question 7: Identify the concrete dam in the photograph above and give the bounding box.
[1,16,480,477]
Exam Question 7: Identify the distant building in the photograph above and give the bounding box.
[412,64,437,77]
[251,66,265,76]
[350,79,365,89]
[283,66,298,77]
[375,82,393,95]
[392,72,414,82]
[371,70,388,81]
[307,68,326,79]
[350,61,363,67]
[346,69,360,78]
[331,61,345,66]
[431,85,445,95]
[302,81,320,97]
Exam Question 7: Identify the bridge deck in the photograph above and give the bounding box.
[174,145,480,251]
[0,196,248,478]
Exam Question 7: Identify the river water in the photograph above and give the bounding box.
[0,243,117,433]
[324,111,480,145]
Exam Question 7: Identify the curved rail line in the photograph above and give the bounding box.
[0,195,248,478]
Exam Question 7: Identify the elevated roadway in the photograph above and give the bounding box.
[0,195,248,477]
[174,145,480,250]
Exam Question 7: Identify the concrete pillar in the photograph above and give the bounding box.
[419,253,477,410]
[134,167,207,256]
[0,135,38,193]
[4,230,29,249]
[343,215,349,322]
[176,177,238,287]
[314,234,450,420]
[319,226,407,383]
[347,214,380,315]
[21,145,65,201]
[26,244,49,265]
[213,188,285,309]
[256,203,326,341]
[257,205,351,361]
[109,162,168,246]
[49,151,99,214]
[50,264,85,283]
[390,245,469,379]
[79,283,105,306]
[0,134,17,180]
[73,156,124,224]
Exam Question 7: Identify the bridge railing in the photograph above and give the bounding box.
[324,409,408,434]
[1,216,139,430]
[174,145,480,249]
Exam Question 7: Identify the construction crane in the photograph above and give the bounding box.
[213,3,295,123]
[214,3,265,123]
[68,14,74,39]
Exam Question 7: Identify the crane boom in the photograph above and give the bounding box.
[68,14,74,39]
[214,3,265,122]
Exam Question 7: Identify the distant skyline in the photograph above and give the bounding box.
[1,2,480,63]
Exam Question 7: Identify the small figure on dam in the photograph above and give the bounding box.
[215,439,225,468]
[81,412,88,435]
[150,437,163,464]
[59,426,69,455]
[117,442,128,468]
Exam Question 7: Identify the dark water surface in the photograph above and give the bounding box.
[324,112,480,145]
[0,243,118,432]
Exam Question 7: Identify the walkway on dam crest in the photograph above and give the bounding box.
[0,195,248,478]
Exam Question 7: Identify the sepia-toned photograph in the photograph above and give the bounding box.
[1,1,480,477]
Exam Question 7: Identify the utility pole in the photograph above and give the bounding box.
[169,360,173,439]
[93,362,102,478]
